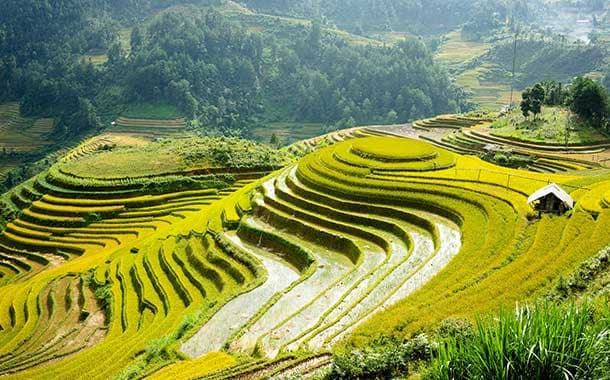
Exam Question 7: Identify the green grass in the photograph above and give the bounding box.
[426,302,610,380]
[122,103,182,120]
[490,106,609,145]
[81,51,108,65]
[59,137,289,179]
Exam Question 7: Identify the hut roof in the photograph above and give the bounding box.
[527,183,574,209]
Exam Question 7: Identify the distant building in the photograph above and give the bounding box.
[527,183,574,214]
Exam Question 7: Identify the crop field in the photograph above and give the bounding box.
[108,103,188,139]
[111,117,188,139]
[455,64,514,110]
[0,103,55,154]
[1,125,610,378]
[249,122,326,146]
[435,30,490,69]
[434,30,514,110]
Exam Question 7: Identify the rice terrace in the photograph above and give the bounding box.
[2,0,610,379]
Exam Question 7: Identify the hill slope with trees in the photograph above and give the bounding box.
[0,0,465,140]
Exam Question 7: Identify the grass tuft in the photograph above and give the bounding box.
[426,302,610,380]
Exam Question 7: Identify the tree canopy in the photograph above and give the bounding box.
[0,3,466,137]
[568,77,609,130]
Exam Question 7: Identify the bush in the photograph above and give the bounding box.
[326,335,431,379]
[548,245,610,300]
[493,153,509,165]
[434,318,474,344]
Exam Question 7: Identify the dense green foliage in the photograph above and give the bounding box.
[520,83,545,119]
[326,335,430,379]
[569,76,610,130]
[0,1,464,139]
[237,0,535,36]
[483,37,605,88]
[103,9,466,132]
[326,302,610,380]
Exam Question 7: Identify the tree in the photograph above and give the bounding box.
[386,110,398,125]
[520,88,532,119]
[107,42,125,66]
[269,133,280,147]
[130,26,144,53]
[541,81,566,106]
[530,83,545,119]
[568,77,609,130]
[520,84,545,120]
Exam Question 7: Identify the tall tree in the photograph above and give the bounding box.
[568,77,609,130]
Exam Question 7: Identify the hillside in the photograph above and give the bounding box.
[236,0,540,35]
[1,117,610,378]
[434,27,608,110]
[2,1,610,378]
[0,0,465,141]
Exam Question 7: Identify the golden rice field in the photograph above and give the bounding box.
[1,125,610,379]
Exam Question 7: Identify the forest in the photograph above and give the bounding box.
[238,0,536,36]
[0,0,469,138]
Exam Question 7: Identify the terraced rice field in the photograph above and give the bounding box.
[1,128,610,379]
[435,30,490,69]
[284,126,379,158]
[0,149,266,378]
[434,30,513,110]
[111,116,188,139]
[0,160,21,181]
[407,114,607,173]
[0,103,55,153]
[249,122,326,146]
[455,64,514,110]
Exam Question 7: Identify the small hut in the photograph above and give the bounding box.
[527,183,574,215]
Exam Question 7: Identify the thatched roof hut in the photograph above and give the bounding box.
[527,183,574,214]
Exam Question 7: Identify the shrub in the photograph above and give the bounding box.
[548,244,610,300]
[434,318,474,344]
[326,335,431,379]
[493,153,509,165]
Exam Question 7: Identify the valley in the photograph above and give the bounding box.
[2,0,610,378]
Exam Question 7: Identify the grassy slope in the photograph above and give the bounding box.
[60,137,289,178]
[490,106,609,145]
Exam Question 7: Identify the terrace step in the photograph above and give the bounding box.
[464,129,610,153]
